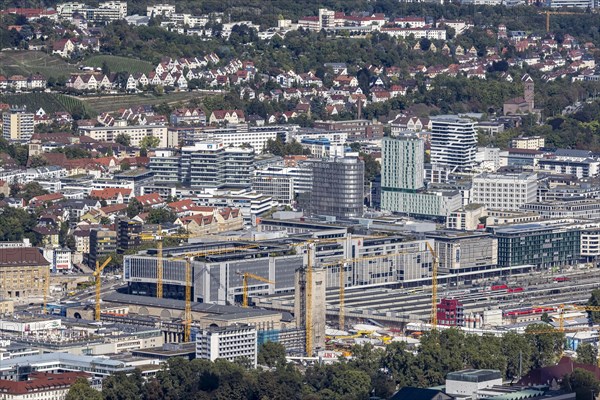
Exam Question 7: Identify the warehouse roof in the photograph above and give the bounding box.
[103,292,281,318]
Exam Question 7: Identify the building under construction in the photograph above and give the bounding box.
[122,235,434,306]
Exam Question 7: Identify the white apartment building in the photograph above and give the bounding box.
[58,1,127,21]
[291,130,347,145]
[581,229,600,258]
[547,0,593,7]
[42,246,73,272]
[472,172,538,211]
[251,176,294,206]
[196,324,257,368]
[199,124,290,152]
[147,4,176,17]
[475,147,501,172]
[446,204,487,231]
[511,136,545,150]
[78,126,169,147]
[254,163,313,195]
[380,27,447,40]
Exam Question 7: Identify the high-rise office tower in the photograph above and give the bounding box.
[309,157,364,219]
[381,133,462,217]
[381,134,425,192]
[430,116,477,171]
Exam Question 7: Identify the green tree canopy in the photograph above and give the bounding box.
[257,341,287,368]
[588,290,600,323]
[525,323,565,369]
[139,135,160,149]
[146,208,177,224]
[65,378,102,400]
[562,368,600,400]
[18,182,49,203]
[126,198,144,218]
[28,154,48,168]
[115,133,131,147]
[576,343,598,366]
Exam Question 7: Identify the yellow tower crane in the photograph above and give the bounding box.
[42,266,50,315]
[184,257,192,342]
[293,235,397,354]
[541,10,587,33]
[557,304,600,333]
[306,242,315,356]
[322,247,434,331]
[94,256,113,321]
[292,238,345,356]
[236,271,275,308]
[321,242,437,330]
[139,226,191,299]
[164,243,266,342]
[426,241,438,330]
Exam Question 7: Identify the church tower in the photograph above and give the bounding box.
[522,74,534,112]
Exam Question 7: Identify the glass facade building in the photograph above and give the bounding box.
[490,223,581,268]
[309,157,364,219]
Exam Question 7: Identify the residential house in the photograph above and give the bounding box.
[52,38,76,58]
[209,110,245,125]
[90,188,132,205]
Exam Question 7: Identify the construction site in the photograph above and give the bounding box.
[39,226,589,358]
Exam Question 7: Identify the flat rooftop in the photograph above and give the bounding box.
[447,369,502,382]
[103,292,281,319]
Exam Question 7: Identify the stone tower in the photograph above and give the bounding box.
[522,74,534,112]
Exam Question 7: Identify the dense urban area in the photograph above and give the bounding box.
[3,0,600,399]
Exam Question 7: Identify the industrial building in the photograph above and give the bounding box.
[425,232,498,274]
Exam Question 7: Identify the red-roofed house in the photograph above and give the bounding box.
[52,38,75,58]
[90,188,132,205]
[209,110,245,125]
[0,371,90,399]
[174,207,242,234]
[166,200,213,216]
[29,193,65,208]
[134,193,164,208]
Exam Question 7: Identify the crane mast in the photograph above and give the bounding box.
[184,258,192,342]
[94,257,112,321]
[426,241,438,329]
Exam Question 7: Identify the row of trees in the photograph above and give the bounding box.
[65,325,573,400]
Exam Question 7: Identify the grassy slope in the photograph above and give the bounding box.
[79,91,206,113]
[0,51,79,79]
[0,92,97,117]
[84,55,154,75]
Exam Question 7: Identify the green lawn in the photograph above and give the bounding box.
[84,55,154,75]
[0,51,79,79]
